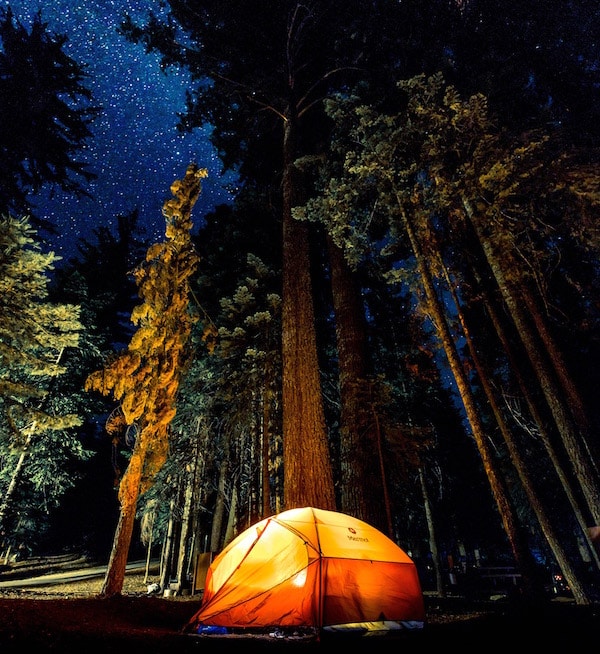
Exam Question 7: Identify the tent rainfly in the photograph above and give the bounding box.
[186,506,425,636]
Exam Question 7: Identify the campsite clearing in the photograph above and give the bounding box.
[0,590,597,653]
[0,552,598,652]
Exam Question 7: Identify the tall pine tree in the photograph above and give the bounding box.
[0,214,84,549]
[85,164,205,597]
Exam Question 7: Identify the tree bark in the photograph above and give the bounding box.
[158,498,177,594]
[419,466,445,597]
[281,116,335,510]
[328,235,390,533]
[175,466,196,594]
[400,201,543,600]
[101,452,143,597]
[463,197,600,527]
[209,460,228,552]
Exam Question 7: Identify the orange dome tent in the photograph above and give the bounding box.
[186,506,425,636]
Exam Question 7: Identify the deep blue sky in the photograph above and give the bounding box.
[7,0,236,259]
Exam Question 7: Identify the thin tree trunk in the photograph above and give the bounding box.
[0,430,33,528]
[372,408,394,537]
[522,288,593,440]
[175,466,196,594]
[190,416,209,564]
[442,261,592,604]
[158,498,177,594]
[400,201,543,600]
[418,466,445,597]
[224,485,238,546]
[209,460,228,552]
[143,510,154,584]
[463,197,600,527]
[261,386,271,517]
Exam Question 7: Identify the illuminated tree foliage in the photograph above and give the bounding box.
[0,214,84,545]
[85,164,206,597]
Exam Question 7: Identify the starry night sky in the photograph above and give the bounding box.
[7,0,236,259]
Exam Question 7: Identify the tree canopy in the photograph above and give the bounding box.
[0,7,98,226]
[0,213,86,549]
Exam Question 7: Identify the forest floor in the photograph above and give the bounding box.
[0,554,598,653]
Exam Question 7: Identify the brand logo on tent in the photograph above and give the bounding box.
[347,526,368,542]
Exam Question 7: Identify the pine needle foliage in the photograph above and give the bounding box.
[0,213,82,439]
[84,164,206,597]
[0,7,98,219]
[85,164,206,496]
[0,213,85,545]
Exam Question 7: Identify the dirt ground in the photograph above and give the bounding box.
[0,556,598,653]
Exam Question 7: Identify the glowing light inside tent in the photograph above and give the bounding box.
[291,567,308,587]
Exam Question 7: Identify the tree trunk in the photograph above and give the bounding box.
[419,466,445,597]
[175,467,196,594]
[281,116,335,510]
[328,235,390,533]
[470,263,600,572]
[0,351,64,531]
[100,453,143,597]
[209,460,228,552]
[522,287,593,442]
[400,201,543,600]
[224,485,238,546]
[158,498,177,594]
[143,511,154,584]
[463,197,600,527]
[442,261,592,604]
[261,386,272,517]
[0,432,32,529]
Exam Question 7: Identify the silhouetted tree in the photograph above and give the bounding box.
[0,7,98,228]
